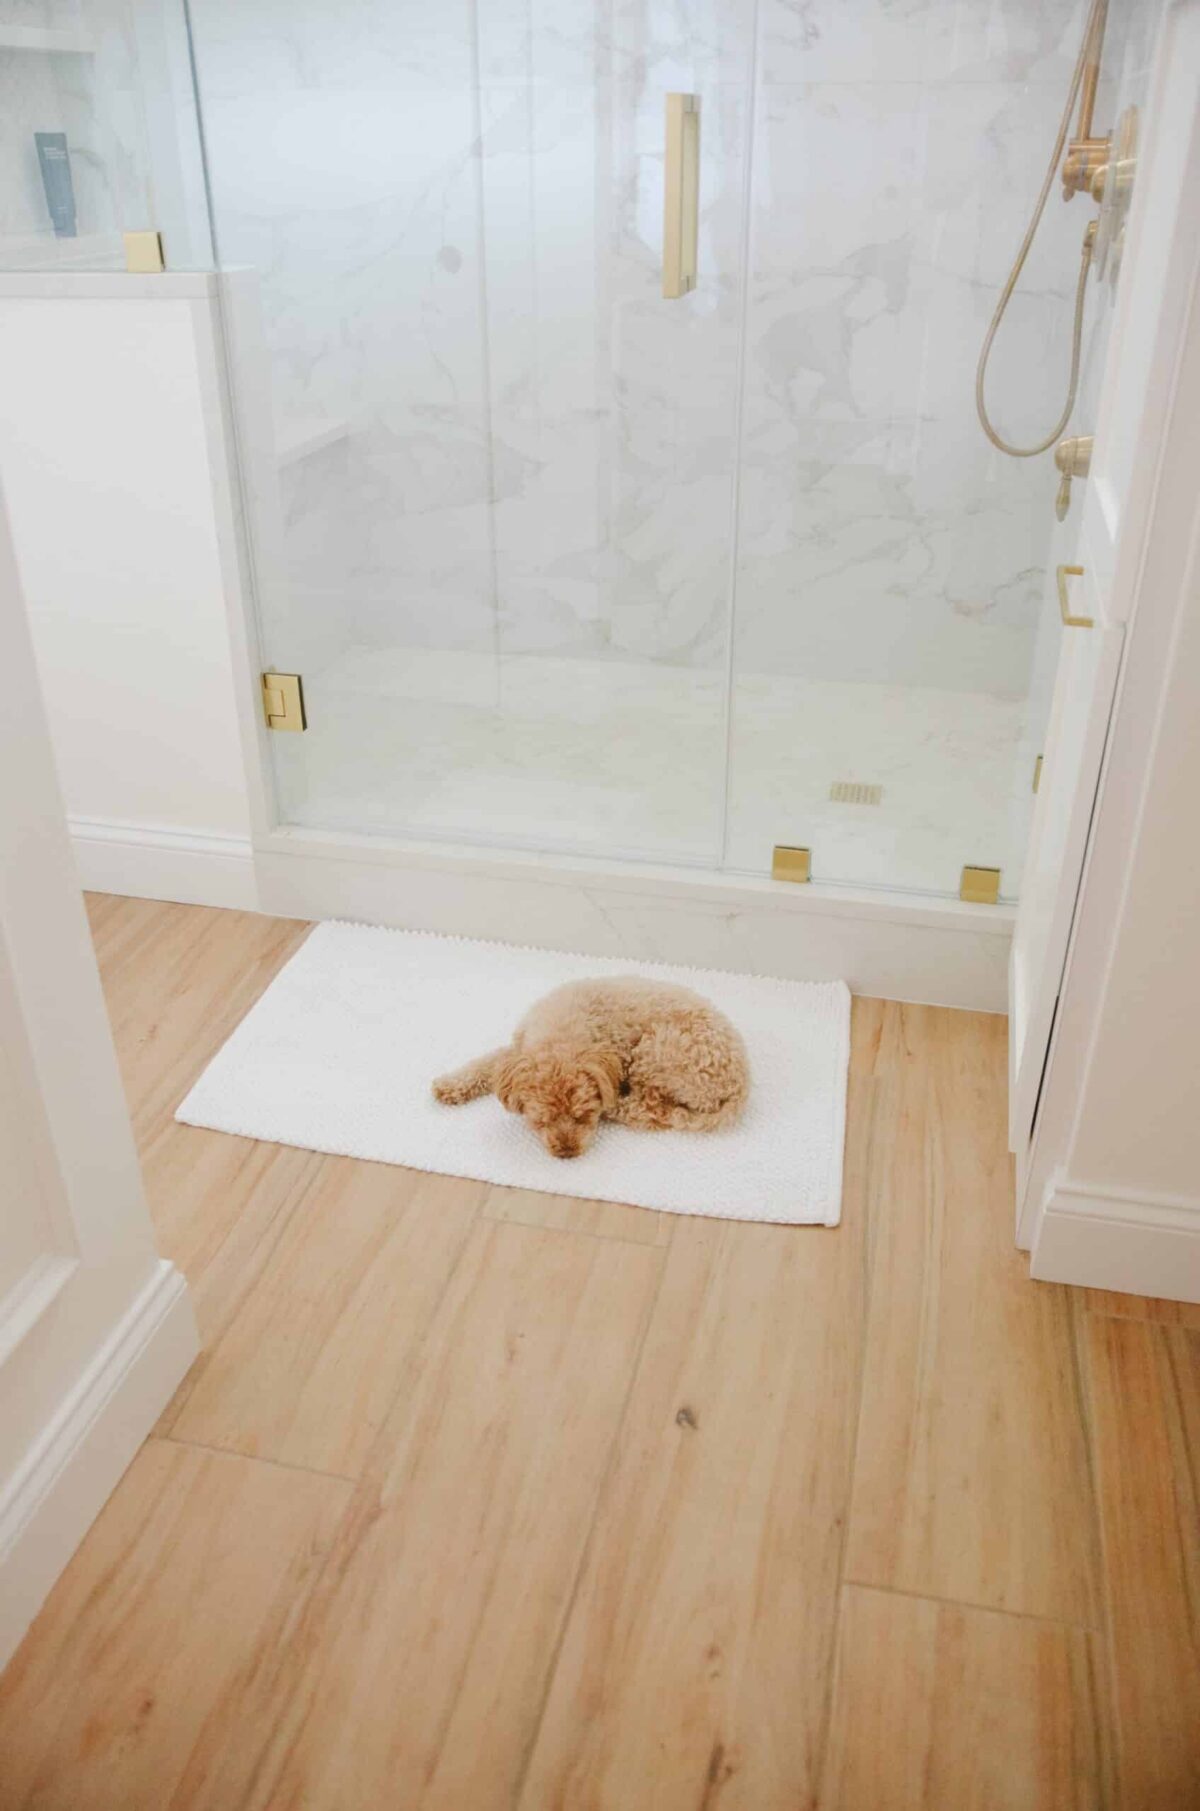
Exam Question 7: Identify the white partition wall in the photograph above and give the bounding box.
[0,478,197,1669]
[0,272,260,909]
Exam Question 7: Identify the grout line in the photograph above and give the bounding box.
[510,1226,673,1804]
[1065,1291,1122,1810]
[481,1195,670,1251]
[838,1574,1106,1637]
[1081,1301,1200,1328]
[157,1432,357,1488]
[812,1072,886,1798]
[153,1149,331,1436]
[306,1178,493,1487]
[1065,1289,1111,1628]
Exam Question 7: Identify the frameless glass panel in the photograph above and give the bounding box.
[724,0,1146,901]
[0,0,168,270]
[189,0,754,865]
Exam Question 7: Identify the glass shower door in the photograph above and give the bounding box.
[186,0,754,865]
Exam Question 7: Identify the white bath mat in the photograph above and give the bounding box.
[176,924,851,1226]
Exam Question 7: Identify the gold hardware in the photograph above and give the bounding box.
[772,845,811,884]
[1090,157,1135,204]
[261,671,307,732]
[1055,435,1093,478]
[1056,564,1094,629]
[123,229,165,274]
[1033,754,1043,794]
[1062,135,1111,199]
[662,93,699,299]
[960,866,1001,906]
[1093,105,1139,288]
[1062,0,1111,198]
[1054,432,1094,520]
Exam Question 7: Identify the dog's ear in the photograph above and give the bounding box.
[494,1050,533,1113]
[581,1046,624,1113]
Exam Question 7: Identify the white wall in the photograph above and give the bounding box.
[0,473,198,1667]
[0,273,258,906]
[1069,584,1200,1202]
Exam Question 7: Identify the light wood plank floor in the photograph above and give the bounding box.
[1,896,1198,1810]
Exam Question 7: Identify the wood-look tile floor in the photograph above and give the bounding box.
[1,896,1198,1810]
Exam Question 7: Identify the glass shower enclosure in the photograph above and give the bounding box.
[183,0,1118,902]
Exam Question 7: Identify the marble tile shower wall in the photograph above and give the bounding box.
[191,0,1141,700]
[193,0,493,671]
[735,0,1105,698]
[191,0,755,678]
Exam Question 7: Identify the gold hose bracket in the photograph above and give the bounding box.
[1063,136,1112,198]
[1063,0,1112,199]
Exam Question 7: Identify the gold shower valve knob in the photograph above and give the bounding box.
[1055,435,1093,478]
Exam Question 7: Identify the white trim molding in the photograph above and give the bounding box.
[1030,1175,1200,1302]
[69,817,257,911]
[0,1260,197,1668]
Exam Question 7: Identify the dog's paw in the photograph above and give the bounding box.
[432,1074,469,1105]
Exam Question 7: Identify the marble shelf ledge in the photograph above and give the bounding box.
[0,25,94,51]
[276,415,350,468]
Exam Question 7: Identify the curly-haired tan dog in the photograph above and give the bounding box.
[432,975,749,1159]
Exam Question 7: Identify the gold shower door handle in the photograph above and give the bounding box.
[663,93,699,298]
[1057,563,1094,628]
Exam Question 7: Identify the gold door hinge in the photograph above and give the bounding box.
[772,845,811,884]
[960,865,1001,905]
[123,229,165,273]
[261,671,306,732]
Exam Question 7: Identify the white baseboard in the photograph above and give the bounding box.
[0,1260,199,1670]
[256,827,1013,1012]
[64,815,1013,1010]
[69,816,257,911]
[1030,1177,1200,1302]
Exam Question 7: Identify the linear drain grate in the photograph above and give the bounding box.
[829,780,883,807]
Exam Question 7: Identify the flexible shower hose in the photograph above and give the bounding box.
[975,0,1105,457]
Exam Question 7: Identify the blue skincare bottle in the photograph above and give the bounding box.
[35,132,78,238]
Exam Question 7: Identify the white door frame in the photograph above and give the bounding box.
[1017,0,1200,1295]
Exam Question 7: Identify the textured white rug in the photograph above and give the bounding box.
[176,924,851,1226]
